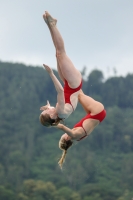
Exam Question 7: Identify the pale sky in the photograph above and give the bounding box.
[0,0,133,78]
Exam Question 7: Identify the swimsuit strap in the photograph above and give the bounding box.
[75,109,106,141]
[77,127,87,141]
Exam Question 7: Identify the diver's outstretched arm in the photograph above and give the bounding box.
[43,64,65,110]
[57,124,75,139]
[56,124,82,140]
[43,64,63,93]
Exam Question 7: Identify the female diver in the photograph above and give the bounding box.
[56,90,106,169]
[40,11,82,127]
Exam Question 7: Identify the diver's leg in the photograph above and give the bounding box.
[78,90,104,115]
[44,11,81,88]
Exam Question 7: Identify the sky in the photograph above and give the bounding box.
[0,0,133,79]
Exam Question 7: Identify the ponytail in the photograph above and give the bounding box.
[58,150,67,169]
[58,139,73,169]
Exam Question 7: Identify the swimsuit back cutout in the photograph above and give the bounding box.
[64,80,82,110]
[74,109,106,141]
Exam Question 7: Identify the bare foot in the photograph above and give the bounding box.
[45,11,57,26]
[43,13,48,25]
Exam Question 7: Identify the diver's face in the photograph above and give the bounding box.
[41,106,56,116]
[61,133,70,141]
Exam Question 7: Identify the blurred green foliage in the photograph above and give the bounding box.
[0,61,133,200]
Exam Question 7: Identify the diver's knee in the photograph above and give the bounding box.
[56,50,66,58]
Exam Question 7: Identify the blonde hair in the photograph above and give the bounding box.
[39,113,62,127]
[58,138,73,169]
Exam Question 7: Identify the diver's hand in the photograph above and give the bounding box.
[56,123,63,129]
[40,105,48,111]
[43,64,53,75]
[40,100,50,110]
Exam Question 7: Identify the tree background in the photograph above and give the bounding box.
[0,61,133,200]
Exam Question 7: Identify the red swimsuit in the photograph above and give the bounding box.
[64,80,82,110]
[74,109,106,141]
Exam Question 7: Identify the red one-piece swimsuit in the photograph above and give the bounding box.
[74,109,106,141]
